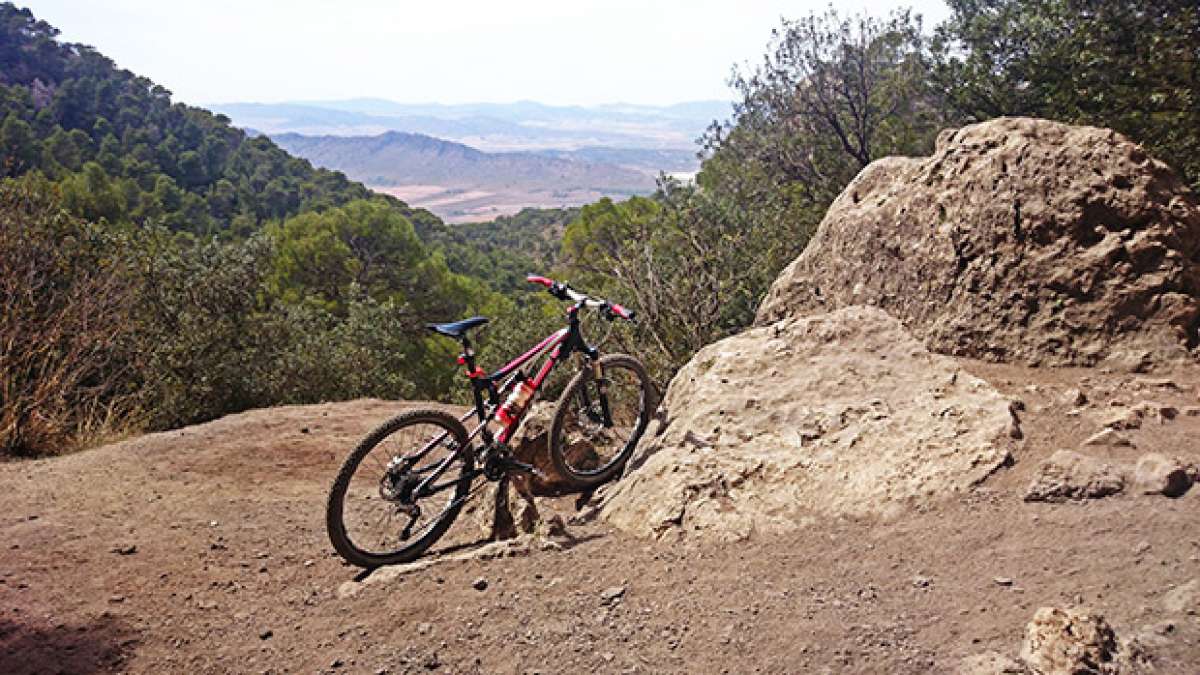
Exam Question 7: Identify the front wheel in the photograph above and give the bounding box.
[548,354,652,488]
[326,409,475,568]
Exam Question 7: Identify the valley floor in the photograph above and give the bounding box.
[1,362,1198,674]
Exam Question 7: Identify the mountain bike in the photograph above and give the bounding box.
[326,275,653,568]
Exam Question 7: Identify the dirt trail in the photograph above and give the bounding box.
[2,363,1199,674]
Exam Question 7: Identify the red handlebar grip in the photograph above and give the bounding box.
[526,275,553,288]
[610,303,632,320]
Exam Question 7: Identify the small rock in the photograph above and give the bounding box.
[112,544,137,555]
[912,576,932,589]
[259,629,273,640]
[416,622,433,635]
[994,577,1014,587]
[1080,428,1132,448]
[300,427,310,434]
[1134,453,1193,498]
[1102,408,1142,430]
[1134,541,1151,556]
[600,586,627,603]
[108,595,125,603]
[1021,607,1120,675]
[1024,450,1126,503]
[1062,388,1088,407]
[472,577,488,591]
[1183,406,1200,418]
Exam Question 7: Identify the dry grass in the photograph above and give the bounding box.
[0,180,140,457]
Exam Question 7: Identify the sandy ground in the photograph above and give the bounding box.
[2,361,1199,674]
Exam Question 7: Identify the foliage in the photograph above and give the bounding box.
[560,9,955,379]
[427,207,578,294]
[0,175,137,456]
[0,3,395,232]
[936,0,1200,190]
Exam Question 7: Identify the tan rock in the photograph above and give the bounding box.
[601,306,1017,540]
[1024,450,1126,503]
[1101,408,1143,431]
[1020,607,1121,675]
[1080,428,1133,449]
[1062,388,1089,407]
[1133,453,1193,498]
[756,117,1200,367]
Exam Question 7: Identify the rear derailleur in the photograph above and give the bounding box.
[380,456,422,540]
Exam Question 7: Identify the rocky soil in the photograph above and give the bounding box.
[1,363,1198,674]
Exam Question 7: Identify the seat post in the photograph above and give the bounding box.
[460,335,477,373]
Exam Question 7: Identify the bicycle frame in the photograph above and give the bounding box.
[403,303,603,502]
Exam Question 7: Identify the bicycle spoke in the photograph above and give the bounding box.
[336,416,473,560]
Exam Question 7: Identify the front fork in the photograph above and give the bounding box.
[589,356,614,427]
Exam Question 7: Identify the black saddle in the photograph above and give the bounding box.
[425,316,489,339]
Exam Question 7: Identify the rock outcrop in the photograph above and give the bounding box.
[757,117,1200,368]
[600,306,1018,540]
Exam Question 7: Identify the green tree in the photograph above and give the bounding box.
[0,113,37,175]
[58,161,126,223]
[268,199,429,311]
[936,0,1200,189]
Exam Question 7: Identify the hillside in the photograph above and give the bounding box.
[271,131,657,222]
[0,5,412,235]
[272,131,655,189]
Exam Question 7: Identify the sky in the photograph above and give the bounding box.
[28,0,950,107]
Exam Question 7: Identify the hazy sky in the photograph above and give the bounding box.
[29,0,950,107]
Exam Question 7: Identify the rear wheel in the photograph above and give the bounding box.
[548,354,652,488]
[326,409,475,568]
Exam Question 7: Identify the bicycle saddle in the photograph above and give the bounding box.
[425,316,489,338]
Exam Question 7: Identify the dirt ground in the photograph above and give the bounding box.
[2,360,1198,674]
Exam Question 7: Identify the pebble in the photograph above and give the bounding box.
[600,586,626,603]
[259,629,273,640]
[112,544,137,555]
[1134,541,1152,556]
[472,577,488,591]
[912,576,932,589]
[994,577,1014,587]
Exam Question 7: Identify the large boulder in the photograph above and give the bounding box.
[600,306,1019,540]
[757,117,1200,368]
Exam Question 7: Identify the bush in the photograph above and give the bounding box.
[0,176,138,456]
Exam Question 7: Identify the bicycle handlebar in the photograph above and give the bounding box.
[525,275,635,322]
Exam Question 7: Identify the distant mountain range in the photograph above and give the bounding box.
[219,98,725,222]
[212,98,730,152]
[272,131,659,190]
[271,130,681,223]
